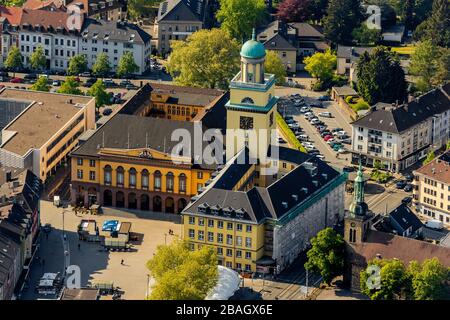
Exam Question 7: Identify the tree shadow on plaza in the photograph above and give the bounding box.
[364,183,385,195]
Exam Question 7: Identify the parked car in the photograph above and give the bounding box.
[102,108,113,116]
[324,135,333,141]
[120,79,132,87]
[396,180,407,189]
[300,106,310,113]
[10,77,24,83]
[297,134,309,141]
[404,173,414,182]
[125,83,139,90]
[103,79,117,88]
[83,77,97,87]
[340,138,352,145]
[343,166,355,173]
[79,72,91,77]
[404,184,413,192]
[310,101,324,108]
[320,131,332,138]
[310,119,320,125]
[315,154,325,160]
[318,112,332,118]
[332,128,344,133]
[401,196,412,205]
[52,79,61,86]
[318,95,331,101]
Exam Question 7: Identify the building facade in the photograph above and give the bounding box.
[413,151,450,226]
[182,35,346,274]
[0,88,96,182]
[351,85,450,172]
[69,115,214,212]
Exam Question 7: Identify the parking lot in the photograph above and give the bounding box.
[21,201,181,300]
[275,88,354,169]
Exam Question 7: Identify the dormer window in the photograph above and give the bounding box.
[241,97,254,104]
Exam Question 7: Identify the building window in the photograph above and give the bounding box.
[236,250,242,258]
[141,169,149,189]
[116,166,124,186]
[198,217,204,226]
[226,249,232,257]
[227,234,233,245]
[166,172,174,192]
[208,232,214,242]
[197,171,203,179]
[246,225,252,233]
[189,216,195,225]
[236,224,242,232]
[77,158,83,165]
[198,230,204,241]
[104,165,112,185]
[236,262,242,270]
[236,236,242,246]
[226,261,232,268]
[217,233,223,243]
[188,229,194,239]
[89,171,95,181]
[245,264,251,272]
[77,169,83,179]
[129,168,137,187]
[227,222,233,230]
[89,159,95,167]
[245,252,251,260]
[245,237,252,248]
[208,219,214,228]
[197,183,203,192]
[217,247,223,256]
[179,173,186,193]
[154,171,162,191]
[217,220,223,229]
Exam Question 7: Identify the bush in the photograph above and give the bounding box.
[276,112,307,153]
[345,96,355,104]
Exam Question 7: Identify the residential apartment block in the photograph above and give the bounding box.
[0,6,152,74]
[336,46,374,83]
[0,88,96,182]
[413,151,450,226]
[351,84,450,172]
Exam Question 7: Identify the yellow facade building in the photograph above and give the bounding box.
[70,115,213,213]
[182,31,347,274]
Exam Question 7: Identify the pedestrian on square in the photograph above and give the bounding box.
[78,243,81,250]
[121,259,124,265]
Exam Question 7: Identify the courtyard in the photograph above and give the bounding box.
[22,201,182,300]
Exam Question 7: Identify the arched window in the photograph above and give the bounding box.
[154,170,161,191]
[241,97,254,104]
[166,172,174,192]
[141,169,149,190]
[129,167,137,188]
[116,166,124,187]
[104,165,112,185]
[179,173,186,193]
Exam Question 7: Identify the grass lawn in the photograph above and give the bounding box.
[391,46,416,56]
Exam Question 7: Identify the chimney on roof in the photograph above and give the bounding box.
[351,47,355,55]
[432,168,436,174]
[5,171,12,182]
[376,253,382,259]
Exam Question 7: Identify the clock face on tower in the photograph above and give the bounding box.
[240,116,254,130]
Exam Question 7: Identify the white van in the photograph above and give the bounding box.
[318,112,333,118]
[425,220,444,230]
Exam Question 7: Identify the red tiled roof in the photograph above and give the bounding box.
[0,6,23,25]
[23,0,65,10]
[349,230,450,266]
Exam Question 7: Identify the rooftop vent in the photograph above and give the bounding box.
[281,201,288,209]
[321,173,328,180]
[304,161,318,177]
[301,187,308,194]
[312,180,319,187]
[292,194,298,201]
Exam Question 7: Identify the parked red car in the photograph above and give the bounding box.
[10,77,24,83]
[324,135,333,141]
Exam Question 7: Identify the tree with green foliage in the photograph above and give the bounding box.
[92,53,111,77]
[57,76,83,95]
[30,76,50,92]
[30,46,47,71]
[146,239,218,300]
[360,258,410,300]
[87,79,110,112]
[127,0,160,20]
[409,41,449,93]
[323,0,363,45]
[0,0,26,6]
[352,24,381,46]
[165,29,240,89]
[216,0,267,41]
[264,51,286,85]
[304,49,337,84]
[408,258,450,300]
[305,228,345,285]
[67,54,88,76]
[423,150,436,165]
[447,140,450,151]
[4,46,23,75]
[117,52,139,77]
[414,0,450,47]
[310,0,329,22]
[356,47,407,105]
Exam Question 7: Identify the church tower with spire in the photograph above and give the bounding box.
[344,158,372,244]
[225,29,277,168]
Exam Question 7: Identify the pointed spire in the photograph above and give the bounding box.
[251,28,256,41]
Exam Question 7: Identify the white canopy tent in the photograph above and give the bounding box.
[205,266,241,300]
